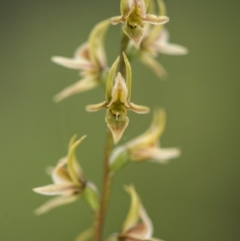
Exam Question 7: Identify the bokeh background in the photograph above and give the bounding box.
[1,0,240,240]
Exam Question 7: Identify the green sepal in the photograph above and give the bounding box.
[67,135,86,186]
[105,110,129,144]
[122,24,144,47]
[83,183,99,212]
[106,56,120,102]
[109,147,128,174]
[122,52,132,101]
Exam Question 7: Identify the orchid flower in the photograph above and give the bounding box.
[51,19,110,102]
[111,0,169,47]
[33,135,98,215]
[86,53,149,144]
[108,185,162,241]
[125,109,180,163]
[138,0,188,78]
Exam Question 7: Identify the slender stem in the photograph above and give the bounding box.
[93,130,113,241]
[119,33,130,78]
[93,33,130,241]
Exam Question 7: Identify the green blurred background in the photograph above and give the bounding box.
[1,0,240,240]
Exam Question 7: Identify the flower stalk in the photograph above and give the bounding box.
[94,129,113,241]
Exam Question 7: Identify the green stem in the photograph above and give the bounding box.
[93,130,113,241]
[119,33,130,78]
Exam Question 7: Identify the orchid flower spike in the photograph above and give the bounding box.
[109,109,180,173]
[108,185,162,241]
[111,0,169,47]
[138,0,188,78]
[51,19,110,102]
[33,135,99,215]
[86,52,149,144]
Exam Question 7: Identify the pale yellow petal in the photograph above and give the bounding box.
[108,73,129,107]
[33,183,79,196]
[138,205,153,239]
[86,101,108,112]
[52,157,71,184]
[111,16,125,25]
[149,147,181,163]
[34,195,79,215]
[158,43,188,55]
[51,56,92,70]
[122,185,140,234]
[128,102,150,114]
[156,29,188,55]
[67,136,86,186]
[143,14,169,25]
[53,77,98,102]
[68,135,83,179]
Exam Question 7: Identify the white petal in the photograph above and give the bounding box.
[51,56,92,70]
[33,183,79,196]
[149,147,181,163]
[139,205,153,239]
[111,16,124,25]
[128,102,150,114]
[157,43,188,55]
[156,29,188,55]
[143,15,169,25]
[34,195,79,215]
[85,101,107,112]
[54,77,98,102]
